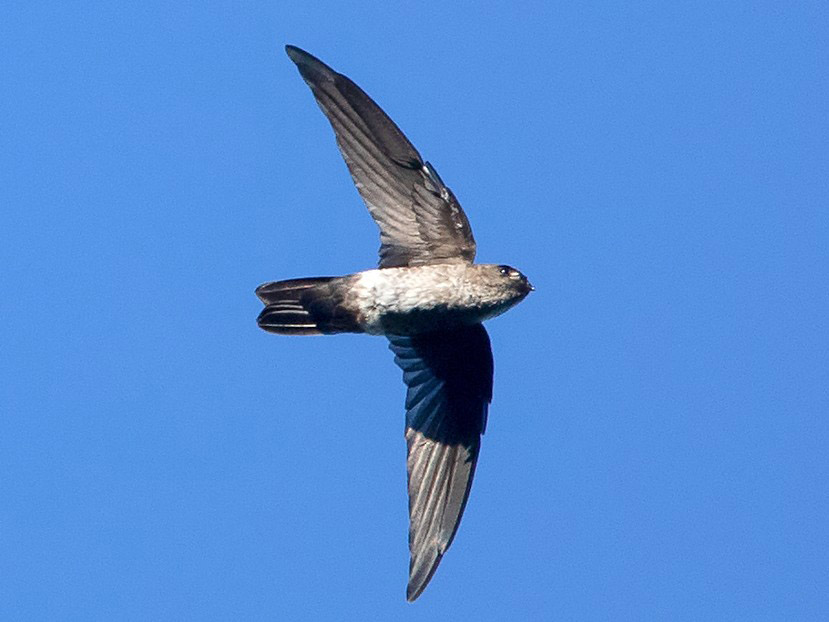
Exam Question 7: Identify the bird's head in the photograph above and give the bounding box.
[495,264,534,297]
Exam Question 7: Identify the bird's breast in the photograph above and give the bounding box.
[351,265,517,335]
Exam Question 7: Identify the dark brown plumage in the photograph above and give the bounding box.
[257,45,531,601]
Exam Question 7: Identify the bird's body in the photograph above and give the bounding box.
[258,263,530,336]
[257,45,532,601]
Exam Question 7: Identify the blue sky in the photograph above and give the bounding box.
[2,2,827,620]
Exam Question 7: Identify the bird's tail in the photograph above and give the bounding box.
[255,277,363,335]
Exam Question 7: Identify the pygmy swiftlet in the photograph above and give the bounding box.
[256,45,533,601]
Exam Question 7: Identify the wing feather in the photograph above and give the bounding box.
[388,324,493,601]
[286,45,477,268]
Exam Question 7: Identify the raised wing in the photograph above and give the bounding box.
[285,45,477,268]
[388,324,493,601]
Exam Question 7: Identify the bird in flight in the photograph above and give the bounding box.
[256,45,533,601]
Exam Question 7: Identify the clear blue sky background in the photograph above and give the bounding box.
[2,2,826,620]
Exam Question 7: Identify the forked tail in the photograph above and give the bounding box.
[255,277,362,335]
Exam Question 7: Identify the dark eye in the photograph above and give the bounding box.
[499,266,510,276]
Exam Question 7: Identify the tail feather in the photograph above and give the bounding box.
[255,276,363,335]
[255,277,334,304]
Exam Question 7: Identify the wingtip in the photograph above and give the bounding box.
[406,582,427,602]
[285,44,320,72]
[285,44,316,71]
[284,44,335,85]
[284,44,303,62]
[406,579,425,603]
[406,550,444,602]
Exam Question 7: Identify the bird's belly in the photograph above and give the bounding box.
[352,266,520,336]
[363,298,518,335]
